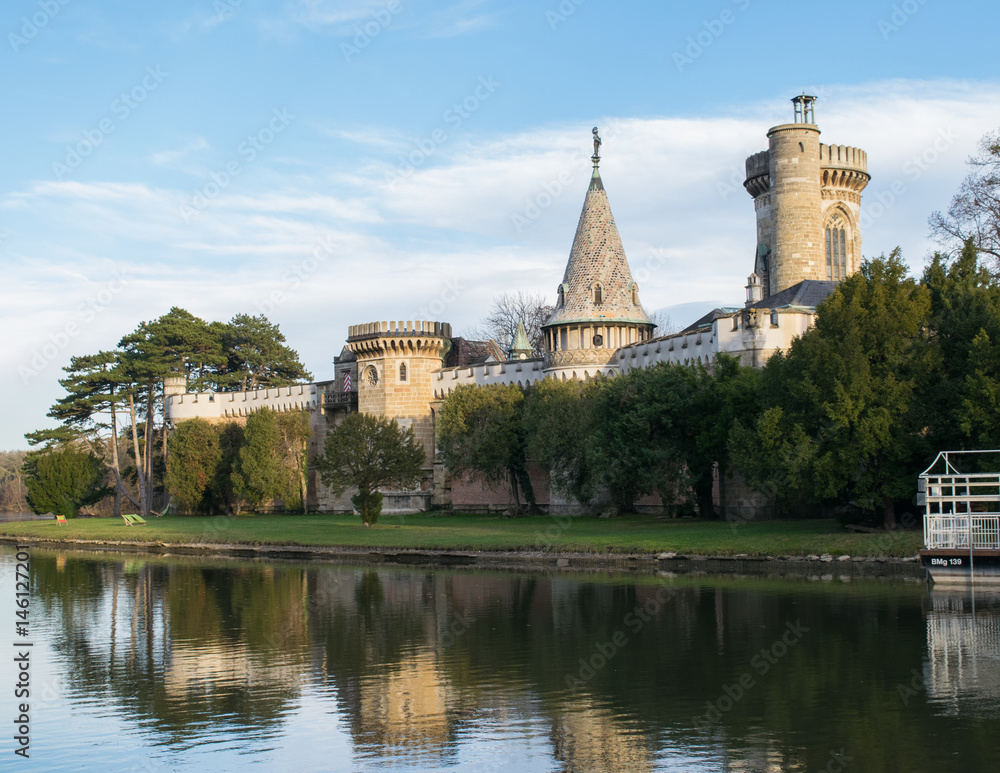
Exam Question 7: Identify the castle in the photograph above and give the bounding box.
[165,95,870,515]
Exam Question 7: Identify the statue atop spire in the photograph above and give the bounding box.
[592,126,602,168]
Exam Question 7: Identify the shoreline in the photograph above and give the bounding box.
[0,534,927,580]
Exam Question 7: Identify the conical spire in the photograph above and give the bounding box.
[544,128,652,327]
[508,320,532,360]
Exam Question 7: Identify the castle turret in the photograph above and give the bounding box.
[507,321,533,361]
[744,94,870,298]
[345,320,452,467]
[543,128,654,377]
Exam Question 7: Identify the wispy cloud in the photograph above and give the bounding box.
[421,0,499,38]
[147,138,211,171]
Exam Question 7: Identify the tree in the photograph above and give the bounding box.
[587,366,693,514]
[672,355,762,518]
[0,451,29,512]
[276,412,311,513]
[316,413,424,526]
[212,314,312,392]
[23,448,111,517]
[468,292,553,357]
[165,419,223,514]
[31,308,311,519]
[730,251,931,527]
[921,239,1000,452]
[231,410,294,512]
[437,383,536,512]
[524,377,600,504]
[930,129,1000,270]
[212,423,246,513]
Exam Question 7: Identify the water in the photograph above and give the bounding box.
[1,547,997,772]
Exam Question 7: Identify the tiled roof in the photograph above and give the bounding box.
[680,307,743,333]
[749,280,838,310]
[445,338,504,368]
[544,167,653,328]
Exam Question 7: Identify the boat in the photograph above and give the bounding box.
[919,451,1000,583]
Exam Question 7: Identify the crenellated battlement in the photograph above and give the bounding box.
[348,320,451,340]
[347,320,452,359]
[820,143,870,193]
[165,383,320,423]
[820,143,867,171]
[744,150,770,198]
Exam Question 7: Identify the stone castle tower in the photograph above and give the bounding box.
[744,95,870,298]
[542,128,654,377]
[345,320,452,468]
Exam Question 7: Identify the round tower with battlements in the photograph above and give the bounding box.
[345,320,452,467]
[744,95,870,298]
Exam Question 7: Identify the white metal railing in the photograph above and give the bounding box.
[920,451,1000,550]
[924,514,1000,550]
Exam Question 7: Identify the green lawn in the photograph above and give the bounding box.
[0,513,923,557]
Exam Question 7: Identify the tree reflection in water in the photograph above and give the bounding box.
[22,549,1000,772]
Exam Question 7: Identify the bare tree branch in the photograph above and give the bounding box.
[930,129,1000,271]
[466,292,554,357]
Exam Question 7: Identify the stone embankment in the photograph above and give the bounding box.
[0,536,925,579]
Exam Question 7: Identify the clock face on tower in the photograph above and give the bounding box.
[364,366,379,387]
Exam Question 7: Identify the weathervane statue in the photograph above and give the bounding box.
[592,126,601,167]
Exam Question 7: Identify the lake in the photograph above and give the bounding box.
[1,546,997,772]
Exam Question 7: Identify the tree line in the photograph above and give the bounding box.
[24,307,311,517]
[438,245,1000,527]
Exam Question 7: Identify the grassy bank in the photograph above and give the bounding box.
[0,513,923,558]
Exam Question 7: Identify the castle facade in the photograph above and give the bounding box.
[165,95,870,515]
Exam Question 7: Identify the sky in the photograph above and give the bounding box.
[3,0,1000,449]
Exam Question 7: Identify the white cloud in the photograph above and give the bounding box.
[147,138,211,170]
[5,78,1000,448]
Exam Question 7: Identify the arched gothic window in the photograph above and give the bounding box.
[594,283,603,305]
[825,215,849,281]
[399,363,407,382]
[557,285,565,306]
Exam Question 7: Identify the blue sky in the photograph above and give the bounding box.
[3,0,1000,449]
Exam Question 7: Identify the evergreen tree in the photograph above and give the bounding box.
[165,419,223,513]
[276,411,311,513]
[317,413,424,526]
[730,251,931,526]
[212,314,312,392]
[231,410,292,512]
[921,239,1000,453]
[23,448,111,517]
[524,377,600,504]
[437,383,535,512]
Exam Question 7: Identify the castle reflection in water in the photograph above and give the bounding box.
[23,550,1000,772]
